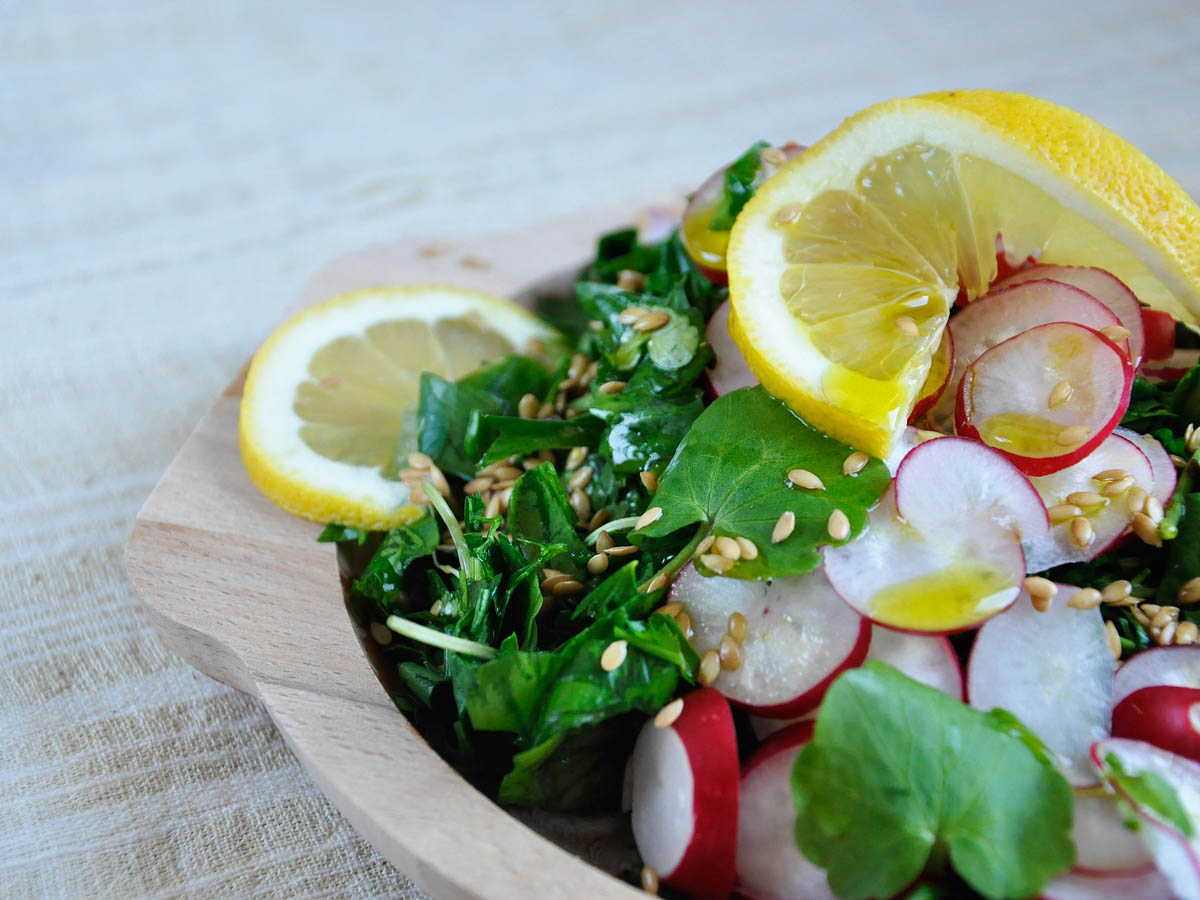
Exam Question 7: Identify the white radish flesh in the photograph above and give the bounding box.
[1114,648,1200,708]
[1071,789,1154,875]
[968,584,1114,786]
[705,301,757,397]
[1042,869,1175,900]
[1116,426,1178,506]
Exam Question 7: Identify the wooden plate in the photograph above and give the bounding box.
[124,210,663,900]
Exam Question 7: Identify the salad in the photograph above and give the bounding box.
[238,91,1200,899]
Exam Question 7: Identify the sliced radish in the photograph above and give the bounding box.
[884,426,929,475]
[995,265,1146,365]
[1071,788,1155,876]
[630,688,739,899]
[1114,686,1200,763]
[736,722,836,900]
[1116,426,1178,505]
[1115,649,1200,709]
[1142,308,1178,362]
[824,486,1026,634]
[670,565,869,718]
[1092,738,1200,900]
[1143,348,1200,383]
[1042,869,1175,900]
[1022,432,1155,572]
[909,327,954,423]
[927,279,1124,431]
[894,436,1049,543]
[967,583,1114,786]
[705,301,756,397]
[956,321,1134,476]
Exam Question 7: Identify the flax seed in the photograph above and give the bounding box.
[728,612,747,644]
[1126,487,1150,517]
[568,466,594,492]
[633,311,671,333]
[694,535,715,557]
[636,507,663,530]
[492,465,523,481]
[1132,513,1163,547]
[552,579,585,597]
[369,621,393,645]
[1144,496,1165,525]
[564,446,589,472]
[736,537,759,560]
[518,393,540,419]
[1151,606,1180,629]
[1048,380,1074,410]
[1101,476,1136,497]
[1131,606,1153,627]
[1159,620,1179,646]
[1024,576,1058,611]
[540,573,570,592]
[657,602,684,619]
[601,640,627,672]
[647,572,670,593]
[843,451,870,476]
[700,553,735,574]
[1094,468,1130,483]
[598,380,626,395]
[1177,621,1200,645]
[698,650,721,686]
[653,699,683,729]
[618,307,650,325]
[714,536,742,560]
[464,476,494,495]
[596,530,615,552]
[570,488,592,523]
[616,269,646,292]
[1180,578,1200,605]
[772,511,796,544]
[607,544,640,557]
[1101,580,1133,604]
[1048,503,1083,525]
[587,552,609,575]
[1069,516,1095,549]
[1066,491,1106,508]
[587,508,610,531]
[674,611,693,638]
[827,509,851,542]
[1106,621,1122,659]
[788,468,825,490]
[484,493,503,519]
[639,470,659,492]
[1067,587,1103,610]
[719,634,742,671]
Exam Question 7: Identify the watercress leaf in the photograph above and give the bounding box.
[791,662,1074,900]
[505,462,590,576]
[570,560,643,621]
[637,387,890,579]
[1102,751,1194,837]
[646,309,700,370]
[709,140,769,231]
[353,514,440,609]
[478,415,605,466]
[585,385,705,475]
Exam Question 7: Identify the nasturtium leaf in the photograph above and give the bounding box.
[791,662,1074,900]
[635,387,890,579]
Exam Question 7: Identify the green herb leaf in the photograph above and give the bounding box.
[497,718,636,811]
[636,387,890,578]
[1172,363,1200,421]
[353,514,440,608]
[791,662,1074,900]
[317,523,369,544]
[1103,751,1195,837]
[505,462,591,576]
[1159,491,1200,604]
[708,140,769,230]
[584,384,705,475]
[477,415,605,467]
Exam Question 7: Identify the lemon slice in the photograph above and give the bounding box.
[239,285,559,529]
[728,90,1200,458]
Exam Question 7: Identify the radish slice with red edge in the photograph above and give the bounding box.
[1071,789,1155,876]
[1022,432,1155,572]
[967,583,1114,786]
[927,279,1124,431]
[1114,648,1200,709]
[956,321,1134,476]
[1092,738,1200,900]
[995,265,1146,365]
[1142,308,1178,362]
[824,486,1026,634]
[736,721,836,900]
[669,564,869,718]
[909,327,953,423]
[704,301,756,398]
[630,688,739,899]
[1113,686,1200,763]
[1116,426,1178,505]
[1042,869,1174,900]
[1143,348,1200,383]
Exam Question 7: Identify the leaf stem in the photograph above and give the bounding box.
[584,516,642,546]
[1161,451,1197,541]
[422,482,478,580]
[385,615,498,660]
[638,524,711,592]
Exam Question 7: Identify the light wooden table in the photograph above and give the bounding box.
[4,1,1200,896]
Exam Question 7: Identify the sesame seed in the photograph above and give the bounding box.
[775,204,800,224]
[736,537,759,560]
[568,466,594,492]
[617,307,650,325]
[1126,487,1150,517]
[636,507,664,530]
[570,488,592,523]
[1101,580,1133,604]
[760,146,789,166]
[607,544,640,557]
[1106,621,1122,659]
[728,612,747,644]
[842,451,870,476]
[1067,587,1102,610]
[657,601,684,619]
[698,650,721,686]
[647,572,670,593]
[674,611,693,638]
[601,640,628,672]
[552,578,585,597]
[1101,475,1136,497]
[1100,324,1133,342]
[1069,516,1095,549]
[700,553,735,574]
[587,552,610,575]
[1176,621,1199,645]
[639,470,659,493]
[894,316,920,337]
[772,511,796,544]
[1144,496,1165,525]
[517,393,540,419]
[369,621,393,645]
[1057,425,1091,447]
[1048,503,1083,525]
[599,380,626,395]
[1066,491,1106,508]
[641,864,660,895]
[1158,620,1180,646]
[827,509,851,542]
[632,311,672,333]
[1094,468,1130,483]
[596,530,615,552]
[719,634,743,671]
[653,699,684,729]
[694,535,715,556]
[788,468,825,490]
[1179,577,1200,605]
[715,536,742,560]
[464,476,494,495]
[1132,513,1163,547]
[1048,380,1074,410]
[1024,576,1058,610]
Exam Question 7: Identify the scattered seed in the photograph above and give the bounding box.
[1131,606,1153,627]
[1069,516,1095,549]
[464,476,494,495]
[601,640,628,672]
[607,544,640,557]
[701,553,735,574]
[1177,621,1200,645]
[617,307,650,325]
[788,468,825,490]
[587,508,611,531]
[1142,603,1163,617]
[1094,468,1130,483]
[617,269,647,292]
[674,611,693,638]
[1024,576,1058,610]
[427,465,452,497]
[430,600,444,617]
[568,466,594,492]
[517,393,540,419]
[640,470,659,493]
[369,621,393,645]
[1058,425,1091,447]
[772,511,796,544]
[647,572,670,593]
[570,488,592,523]
[894,316,920,337]
[719,634,743,671]
[653,699,684,729]
[1048,380,1074,410]
[1100,324,1133,342]
[1067,587,1103,610]
[698,650,721,686]
[694,535,716,557]
[1126,487,1150,517]
[563,446,588,472]
[760,146,789,166]
[598,380,626,395]
[1144,496,1165,525]
[1189,424,1200,455]
[1066,491,1106,508]
[1106,621,1122,659]
[407,451,434,469]
[1048,503,1084,525]
[484,493,503,519]
[843,451,870,476]
[775,204,800,224]
[728,612,748,646]
[461,254,490,269]
[587,552,610,575]
[492,465,523,481]
[715,536,742,561]
[1132,513,1164,547]
[633,311,671,333]
[1179,578,1200,605]
[588,319,605,332]
[641,864,660,895]
[1101,475,1136,497]
[1101,580,1133,604]
[1151,606,1181,629]
[596,530,615,552]
[552,578,585,597]
[827,509,851,542]
[420,242,448,257]
[1159,620,1180,647]
[1173,454,1188,469]
[657,601,684,619]
[636,507,664,530]
[736,537,759,560]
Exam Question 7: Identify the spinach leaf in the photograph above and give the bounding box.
[644,233,727,320]
[791,662,1074,900]
[585,384,705,475]
[1159,492,1200,604]
[1120,378,1180,434]
[353,514,440,610]
[317,523,369,544]
[1101,751,1194,837]
[505,462,591,576]
[477,415,605,466]
[637,387,890,579]
[497,717,637,810]
[709,140,769,231]
[1173,363,1200,421]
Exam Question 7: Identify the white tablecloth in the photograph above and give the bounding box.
[4,1,1200,896]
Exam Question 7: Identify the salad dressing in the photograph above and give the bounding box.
[868,563,1017,631]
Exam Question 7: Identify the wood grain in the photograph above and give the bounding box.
[124,211,647,900]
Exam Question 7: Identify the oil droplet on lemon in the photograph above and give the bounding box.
[869,563,1017,631]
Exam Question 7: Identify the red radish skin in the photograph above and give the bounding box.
[670,565,870,718]
[995,265,1146,365]
[1114,647,1200,709]
[1142,308,1178,362]
[736,722,837,900]
[1113,686,1200,763]
[909,327,954,423]
[705,301,757,398]
[1143,348,1200,383]
[630,688,739,900]
[955,322,1134,477]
